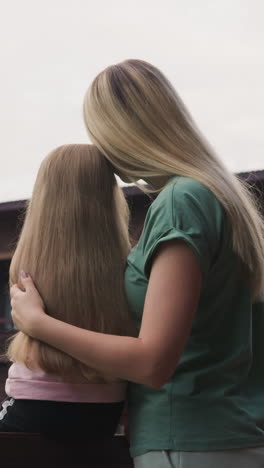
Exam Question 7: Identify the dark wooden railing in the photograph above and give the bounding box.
[0,433,133,467]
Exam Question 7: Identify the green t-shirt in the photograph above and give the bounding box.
[125,176,264,457]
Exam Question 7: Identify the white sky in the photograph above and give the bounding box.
[0,0,263,202]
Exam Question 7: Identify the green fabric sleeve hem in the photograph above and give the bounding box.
[144,227,207,280]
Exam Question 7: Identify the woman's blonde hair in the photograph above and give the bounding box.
[8,144,134,381]
[83,59,264,300]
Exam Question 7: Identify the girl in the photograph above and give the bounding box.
[1,143,135,438]
[11,60,264,467]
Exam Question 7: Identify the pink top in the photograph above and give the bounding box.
[5,363,126,403]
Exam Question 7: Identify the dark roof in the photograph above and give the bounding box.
[0,200,27,213]
[1,170,263,213]
[238,169,264,183]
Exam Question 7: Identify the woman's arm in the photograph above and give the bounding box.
[11,241,201,388]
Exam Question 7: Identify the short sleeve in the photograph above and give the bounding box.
[141,178,224,279]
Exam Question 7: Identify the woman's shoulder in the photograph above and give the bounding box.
[155,176,221,214]
[138,176,227,280]
[144,176,224,240]
[168,176,216,199]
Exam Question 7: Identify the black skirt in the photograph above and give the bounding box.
[0,397,124,439]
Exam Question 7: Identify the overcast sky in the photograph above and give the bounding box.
[0,0,263,202]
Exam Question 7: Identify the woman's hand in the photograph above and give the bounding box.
[10,273,46,337]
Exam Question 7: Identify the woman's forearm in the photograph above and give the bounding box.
[11,243,201,389]
[33,313,159,387]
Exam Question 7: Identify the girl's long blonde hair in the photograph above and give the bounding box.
[8,144,134,381]
[83,59,264,300]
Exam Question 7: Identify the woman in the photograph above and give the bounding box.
[11,60,264,467]
[1,143,135,438]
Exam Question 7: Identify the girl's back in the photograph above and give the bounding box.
[0,144,134,437]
